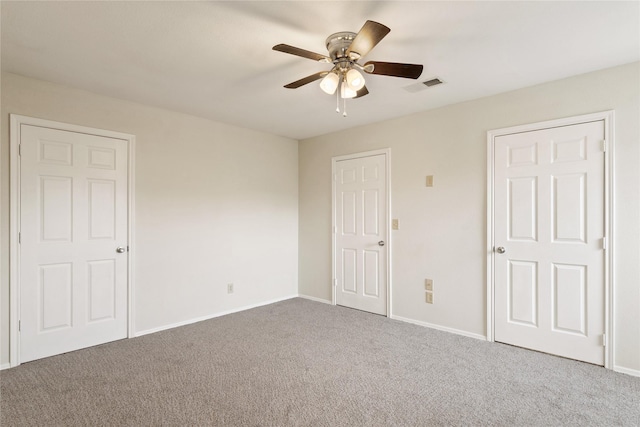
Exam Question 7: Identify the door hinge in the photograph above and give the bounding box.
[333,279,337,287]
[18,320,21,332]
[18,144,22,156]
[602,140,606,152]
[332,226,337,234]
[602,237,607,250]
[18,232,21,244]
[602,334,607,347]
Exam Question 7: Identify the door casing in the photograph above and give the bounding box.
[331,148,392,317]
[9,114,136,368]
[486,111,614,369]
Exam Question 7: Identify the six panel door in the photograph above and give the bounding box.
[19,124,128,363]
[494,121,605,365]
[334,153,387,315]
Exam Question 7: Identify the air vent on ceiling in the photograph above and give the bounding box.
[403,77,445,93]
[423,78,443,87]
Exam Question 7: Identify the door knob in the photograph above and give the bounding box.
[116,246,126,253]
[378,241,385,246]
[496,246,506,254]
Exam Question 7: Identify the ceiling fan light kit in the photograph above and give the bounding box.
[320,72,339,95]
[340,82,357,99]
[273,20,424,117]
[346,69,365,90]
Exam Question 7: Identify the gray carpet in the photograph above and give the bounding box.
[1,298,639,426]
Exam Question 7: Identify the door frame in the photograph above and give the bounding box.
[331,148,392,317]
[9,114,136,368]
[486,111,614,369]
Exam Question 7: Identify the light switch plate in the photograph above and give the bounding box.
[425,279,433,291]
[392,219,399,230]
[426,292,433,304]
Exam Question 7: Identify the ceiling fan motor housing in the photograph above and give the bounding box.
[326,32,358,63]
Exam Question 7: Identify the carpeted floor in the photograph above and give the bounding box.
[1,298,639,426]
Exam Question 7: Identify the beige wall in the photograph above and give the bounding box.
[299,62,640,373]
[1,73,299,366]
[2,63,638,374]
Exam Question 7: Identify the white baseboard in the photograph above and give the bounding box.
[1,363,11,370]
[614,365,640,377]
[391,315,487,341]
[135,294,298,337]
[298,294,332,305]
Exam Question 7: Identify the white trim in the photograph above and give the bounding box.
[486,127,495,342]
[9,115,20,367]
[135,294,298,337]
[391,315,486,341]
[613,366,640,378]
[127,135,137,339]
[297,294,332,304]
[9,114,136,368]
[331,148,392,317]
[603,112,615,370]
[0,363,11,371]
[486,110,615,369]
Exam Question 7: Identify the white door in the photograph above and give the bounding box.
[19,124,129,363]
[334,153,388,315]
[494,120,605,365]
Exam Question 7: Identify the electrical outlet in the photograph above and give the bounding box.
[227,283,234,294]
[426,292,433,304]
[426,175,434,187]
[425,279,433,291]
[392,219,399,230]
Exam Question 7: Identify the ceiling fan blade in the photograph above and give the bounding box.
[346,20,390,59]
[363,61,423,79]
[273,44,331,62]
[284,71,329,89]
[354,86,369,99]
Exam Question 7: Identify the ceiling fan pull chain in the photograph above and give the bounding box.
[343,96,347,117]
[336,89,340,113]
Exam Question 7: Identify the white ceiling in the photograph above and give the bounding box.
[2,1,639,140]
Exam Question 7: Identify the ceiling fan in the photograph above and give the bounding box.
[273,20,423,116]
